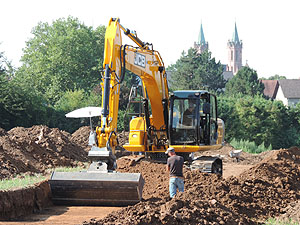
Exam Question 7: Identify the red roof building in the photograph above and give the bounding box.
[260,80,279,99]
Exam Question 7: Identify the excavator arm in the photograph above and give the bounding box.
[96,18,169,154]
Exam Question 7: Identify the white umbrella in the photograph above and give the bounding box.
[66,107,102,133]
[65,107,102,118]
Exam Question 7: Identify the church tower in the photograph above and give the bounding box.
[227,22,243,75]
[194,23,208,54]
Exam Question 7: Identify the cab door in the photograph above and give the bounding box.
[210,94,218,144]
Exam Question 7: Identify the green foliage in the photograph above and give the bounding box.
[168,48,225,92]
[0,73,50,130]
[264,218,299,225]
[53,88,102,132]
[225,66,264,96]
[55,89,89,112]
[117,109,131,131]
[230,138,272,154]
[218,95,300,149]
[18,16,105,105]
[260,74,287,80]
[118,71,140,111]
[0,50,6,75]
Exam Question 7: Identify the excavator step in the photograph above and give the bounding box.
[49,171,144,206]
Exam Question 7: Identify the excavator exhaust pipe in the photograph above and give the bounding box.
[49,171,144,206]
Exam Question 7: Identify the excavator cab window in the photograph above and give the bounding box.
[169,98,199,145]
[169,93,217,146]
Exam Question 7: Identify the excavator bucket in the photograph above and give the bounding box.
[49,171,144,206]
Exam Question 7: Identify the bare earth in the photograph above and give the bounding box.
[0,206,121,225]
[1,125,300,224]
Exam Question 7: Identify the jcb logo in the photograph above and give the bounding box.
[134,53,146,68]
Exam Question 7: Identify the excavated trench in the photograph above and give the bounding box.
[1,126,300,224]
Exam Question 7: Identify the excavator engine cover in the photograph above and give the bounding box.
[49,171,144,206]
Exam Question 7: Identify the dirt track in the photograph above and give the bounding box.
[1,125,300,224]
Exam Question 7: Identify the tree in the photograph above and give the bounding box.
[218,95,300,149]
[225,66,264,96]
[0,50,5,76]
[17,16,105,105]
[168,48,225,92]
[260,74,287,80]
[0,49,14,78]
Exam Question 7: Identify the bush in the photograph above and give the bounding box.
[218,95,300,149]
[230,138,272,154]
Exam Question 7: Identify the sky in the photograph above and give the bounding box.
[1,0,300,79]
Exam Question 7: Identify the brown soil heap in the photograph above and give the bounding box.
[87,147,300,225]
[1,125,300,224]
[0,125,88,179]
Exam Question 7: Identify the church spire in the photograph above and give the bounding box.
[232,22,240,44]
[198,23,206,45]
[227,22,243,75]
[194,21,208,54]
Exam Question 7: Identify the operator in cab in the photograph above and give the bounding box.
[182,100,196,126]
[166,147,184,198]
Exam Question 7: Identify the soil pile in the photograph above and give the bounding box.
[117,158,169,200]
[0,125,88,179]
[71,126,91,152]
[1,125,300,223]
[279,200,300,223]
[88,147,300,225]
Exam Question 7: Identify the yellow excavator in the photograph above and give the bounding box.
[49,18,225,206]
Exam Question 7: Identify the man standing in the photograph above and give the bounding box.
[166,147,184,198]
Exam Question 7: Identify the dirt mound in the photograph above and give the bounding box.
[0,128,7,137]
[117,158,169,200]
[89,147,300,224]
[71,126,130,157]
[71,126,91,152]
[1,124,300,223]
[0,125,88,179]
[279,200,300,223]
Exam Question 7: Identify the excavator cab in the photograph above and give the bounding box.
[169,90,218,146]
[168,90,223,175]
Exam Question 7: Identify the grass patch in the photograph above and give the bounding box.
[0,174,46,191]
[265,218,299,225]
[230,138,272,154]
[0,164,88,191]
[54,165,87,172]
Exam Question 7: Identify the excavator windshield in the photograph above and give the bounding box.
[170,98,199,145]
[169,90,218,146]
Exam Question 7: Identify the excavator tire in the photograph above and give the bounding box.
[49,171,144,206]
